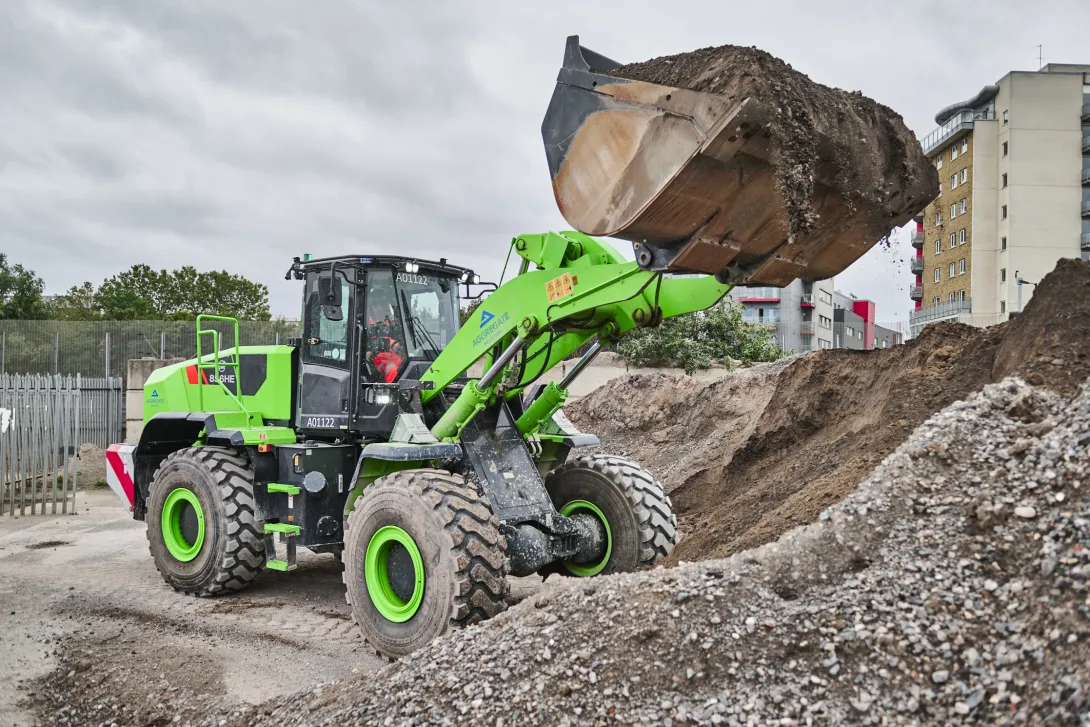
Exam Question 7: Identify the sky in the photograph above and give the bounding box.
[3,0,1089,323]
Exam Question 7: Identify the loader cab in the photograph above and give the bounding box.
[293,256,467,439]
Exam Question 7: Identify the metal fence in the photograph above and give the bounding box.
[0,319,301,379]
[79,376,124,449]
[0,374,87,516]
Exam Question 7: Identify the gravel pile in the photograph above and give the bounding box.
[234,375,1090,726]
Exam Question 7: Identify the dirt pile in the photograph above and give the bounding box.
[612,46,938,238]
[236,376,1089,725]
[568,258,1090,564]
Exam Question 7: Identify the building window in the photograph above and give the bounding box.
[961,169,967,184]
[819,315,832,330]
[935,239,941,255]
[936,157,943,170]
[819,339,831,350]
[1001,236,1007,250]
[959,229,966,244]
[1001,300,1006,314]
[1002,205,1008,219]
[960,289,966,302]
[933,296,941,307]
[960,198,967,214]
[949,262,956,278]
[951,204,957,219]
[936,211,942,225]
[1002,109,1009,125]
[952,146,959,161]
[961,139,969,154]
[958,258,966,275]
[1001,268,1006,282]
[1002,141,1008,157]
[948,292,955,304]
[950,232,956,248]
[951,175,957,190]
[934,268,940,283]
[1002,173,1008,188]
[846,325,854,336]
[818,290,832,305]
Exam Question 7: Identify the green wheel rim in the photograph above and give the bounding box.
[560,500,612,577]
[161,487,205,562]
[365,526,425,623]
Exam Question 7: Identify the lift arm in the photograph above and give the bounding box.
[421,231,733,439]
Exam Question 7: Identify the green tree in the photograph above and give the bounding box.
[49,282,100,320]
[460,299,482,326]
[0,253,46,319]
[616,304,783,373]
[92,264,271,321]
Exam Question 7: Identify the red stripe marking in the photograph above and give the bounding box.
[106,445,135,506]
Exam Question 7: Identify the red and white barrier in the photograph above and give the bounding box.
[105,443,137,511]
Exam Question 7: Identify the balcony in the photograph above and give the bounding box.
[800,322,816,336]
[1082,232,1090,251]
[1083,102,1090,123]
[921,109,994,156]
[910,257,924,275]
[909,285,923,301]
[800,294,814,307]
[736,286,781,302]
[910,230,925,249]
[1082,201,1090,219]
[1083,168,1090,187]
[1083,135,1090,154]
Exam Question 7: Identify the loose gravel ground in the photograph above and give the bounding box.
[220,375,1089,725]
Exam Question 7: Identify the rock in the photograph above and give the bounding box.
[1014,506,1037,519]
[932,670,950,684]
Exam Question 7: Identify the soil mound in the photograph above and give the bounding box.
[612,45,938,238]
[568,258,1090,564]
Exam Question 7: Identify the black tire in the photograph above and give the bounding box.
[342,469,507,659]
[544,454,677,575]
[146,447,265,596]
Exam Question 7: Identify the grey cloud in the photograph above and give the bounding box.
[2,0,1088,322]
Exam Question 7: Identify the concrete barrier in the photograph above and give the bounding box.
[125,357,183,443]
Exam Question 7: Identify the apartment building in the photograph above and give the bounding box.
[910,63,1090,335]
[727,279,836,353]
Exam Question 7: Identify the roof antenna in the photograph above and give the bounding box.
[1034,44,1042,70]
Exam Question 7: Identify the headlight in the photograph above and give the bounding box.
[405,261,419,274]
[470,274,481,284]
[374,388,393,406]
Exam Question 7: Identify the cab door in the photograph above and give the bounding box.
[297,267,355,433]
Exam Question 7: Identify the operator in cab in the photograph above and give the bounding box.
[366,285,404,383]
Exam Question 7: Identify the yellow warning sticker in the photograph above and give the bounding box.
[546,272,574,303]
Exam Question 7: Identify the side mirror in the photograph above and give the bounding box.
[318,275,342,307]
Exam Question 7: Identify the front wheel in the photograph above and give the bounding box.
[145,447,265,596]
[342,469,508,659]
[544,454,677,576]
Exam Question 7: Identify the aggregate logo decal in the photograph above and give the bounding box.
[472,310,509,347]
[146,388,164,408]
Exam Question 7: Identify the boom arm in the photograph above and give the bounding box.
[421,231,733,439]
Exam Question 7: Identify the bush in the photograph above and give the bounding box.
[617,304,784,374]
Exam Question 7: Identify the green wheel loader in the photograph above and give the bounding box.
[105,37,935,658]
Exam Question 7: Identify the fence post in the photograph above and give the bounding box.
[161,332,166,360]
[53,332,59,375]
[1,330,4,374]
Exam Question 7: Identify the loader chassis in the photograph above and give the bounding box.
[113,231,716,655]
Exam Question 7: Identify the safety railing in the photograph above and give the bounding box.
[909,285,923,300]
[196,315,248,416]
[910,257,925,275]
[910,230,925,248]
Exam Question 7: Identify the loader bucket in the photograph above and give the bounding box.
[541,36,936,286]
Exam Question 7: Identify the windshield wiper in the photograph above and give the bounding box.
[400,291,442,354]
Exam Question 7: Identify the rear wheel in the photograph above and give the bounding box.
[544,454,677,575]
[146,447,265,596]
[343,469,508,658]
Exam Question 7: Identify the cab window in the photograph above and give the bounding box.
[304,272,351,364]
